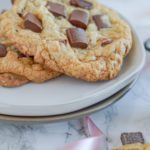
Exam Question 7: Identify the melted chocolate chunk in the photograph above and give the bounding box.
[17,13,23,17]
[18,53,26,58]
[0,44,7,57]
[93,15,109,30]
[18,52,34,59]
[121,132,144,145]
[70,0,77,6]
[70,0,93,9]
[11,0,15,4]
[101,38,112,47]
[69,10,89,29]
[24,13,43,33]
[46,2,66,18]
[66,28,88,49]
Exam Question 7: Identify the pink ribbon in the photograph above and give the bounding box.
[62,116,107,150]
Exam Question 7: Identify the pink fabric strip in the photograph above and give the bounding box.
[62,116,107,150]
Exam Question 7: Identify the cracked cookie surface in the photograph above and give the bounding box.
[0,0,132,81]
[0,37,60,86]
[0,73,28,87]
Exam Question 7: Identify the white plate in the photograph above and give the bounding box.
[0,2,145,116]
[0,77,137,122]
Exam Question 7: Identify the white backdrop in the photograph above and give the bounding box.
[100,0,150,27]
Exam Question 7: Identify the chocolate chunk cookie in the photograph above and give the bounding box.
[0,0,132,81]
[0,37,60,86]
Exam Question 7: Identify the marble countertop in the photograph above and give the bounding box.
[0,0,150,150]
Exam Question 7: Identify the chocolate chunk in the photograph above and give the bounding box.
[66,28,88,49]
[69,10,89,29]
[101,38,112,47]
[18,53,26,58]
[93,15,110,30]
[29,56,34,60]
[17,13,23,17]
[121,132,144,145]
[0,44,7,57]
[46,2,66,18]
[144,38,150,51]
[70,0,93,9]
[24,13,43,33]
[70,0,77,6]
[18,53,34,59]
[11,0,15,4]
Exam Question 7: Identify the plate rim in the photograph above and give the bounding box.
[0,76,138,122]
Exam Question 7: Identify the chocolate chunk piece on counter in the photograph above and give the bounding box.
[0,44,7,57]
[70,0,93,9]
[46,2,66,18]
[121,132,145,145]
[24,13,43,33]
[66,28,88,49]
[93,15,110,30]
[101,38,113,47]
[69,10,89,29]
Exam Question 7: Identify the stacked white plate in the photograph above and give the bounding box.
[0,1,145,121]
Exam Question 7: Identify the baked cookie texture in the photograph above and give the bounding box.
[0,38,60,86]
[115,143,150,150]
[0,0,132,81]
[0,73,28,87]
